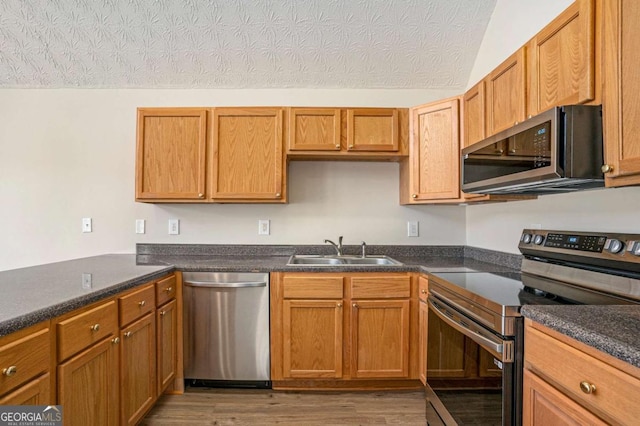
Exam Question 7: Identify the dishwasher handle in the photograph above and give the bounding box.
[184,280,267,288]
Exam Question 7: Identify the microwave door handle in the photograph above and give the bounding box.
[427,297,511,363]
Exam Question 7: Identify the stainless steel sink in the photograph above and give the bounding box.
[287,255,403,266]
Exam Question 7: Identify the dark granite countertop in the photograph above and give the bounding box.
[521,305,640,369]
[0,254,173,337]
[0,245,521,337]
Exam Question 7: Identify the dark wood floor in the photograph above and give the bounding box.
[141,388,427,425]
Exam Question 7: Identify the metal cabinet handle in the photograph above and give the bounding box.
[124,331,133,338]
[165,287,173,293]
[601,164,613,173]
[335,144,340,149]
[336,303,342,308]
[138,300,146,307]
[2,366,17,376]
[198,193,204,198]
[111,337,120,344]
[352,303,358,308]
[348,145,354,149]
[275,193,281,198]
[160,310,167,316]
[90,324,100,332]
[580,381,596,394]
[411,194,417,199]
[421,289,427,294]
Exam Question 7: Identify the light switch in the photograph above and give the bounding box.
[135,219,145,234]
[407,221,419,237]
[168,219,180,235]
[82,218,92,233]
[258,220,270,235]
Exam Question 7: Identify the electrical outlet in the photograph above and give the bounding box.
[135,219,145,234]
[258,219,270,235]
[168,219,180,235]
[407,221,419,237]
[82,217,92,233]
[82,273,92,289]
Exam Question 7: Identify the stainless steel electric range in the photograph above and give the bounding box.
[425,229,640,426]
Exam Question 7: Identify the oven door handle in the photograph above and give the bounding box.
[428,296,513,363]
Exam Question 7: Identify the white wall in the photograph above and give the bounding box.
[465,0,640,253]
[0,88,464,271]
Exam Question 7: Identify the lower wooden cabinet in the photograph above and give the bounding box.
[524,319,640,425]
[523,369,606,426]
[120,312,157,426]
[271,272,419,389]
[157,298,178,394]
[282,299,343,379]
[0,373,50,405]
[58,336,120,426]
[350,299,410,378]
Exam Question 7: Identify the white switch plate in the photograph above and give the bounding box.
[82,217,92,233]
[258,219,270,235]
[82,273,92,289]
[135,219,145,234]
[407,221,419,237]
[168,219,180,235]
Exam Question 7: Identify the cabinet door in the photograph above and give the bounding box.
[157,299,177,395]
[523,369,607,426]
[121,313,156,426]
[409,98,461,201]
[136,108,208,200]
[350,300,410,378]
[528,0,595,116]
[211,108,285,201]
[418,300,428,385]
[289,108,341,151]
[347,108,399,152]
[462,81,486,148]
[0,373,50,405]
[58,337,120,426]
[602,0,640,186]
[486,48,527,136]
[282,300,343,379]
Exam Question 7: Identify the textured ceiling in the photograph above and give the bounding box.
[0,0,496,89]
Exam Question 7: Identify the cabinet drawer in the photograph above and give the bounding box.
[57,300,118,362]
[120,284,155,326]
[418,276,428,302]
[351,276,410,299]
[525,325,640,425]
[0,327,49,396]
[283,277,343,299]
[155,275,176,307]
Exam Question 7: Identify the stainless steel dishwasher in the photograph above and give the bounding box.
[182,272,270,388]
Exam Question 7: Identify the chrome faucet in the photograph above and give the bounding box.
[361,241,367,258]
[324,236,344,256]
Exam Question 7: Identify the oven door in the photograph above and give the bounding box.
[426,295,521,426]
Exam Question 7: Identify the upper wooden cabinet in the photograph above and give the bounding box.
[136,108,208,201]
[211,107,285,202]
[288,108,341,151]
[347,108,399,152]
[602,0,640,186]
[528,0,596,116]
[462,80,486,148]
[403,98,461,202]
[287,107,408,159]
[486,47,527,136]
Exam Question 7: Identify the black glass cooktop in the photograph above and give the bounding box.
[429,271,568,309]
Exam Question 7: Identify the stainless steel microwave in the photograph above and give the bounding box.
[461,105,604,195]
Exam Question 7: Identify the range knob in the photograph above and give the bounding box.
[521,234,532,244]
[626,241,640,256]
[605,239,625,254]
[533,235,545,245]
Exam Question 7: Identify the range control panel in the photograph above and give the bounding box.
[543,233,607,252]
[519,229,640,264]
